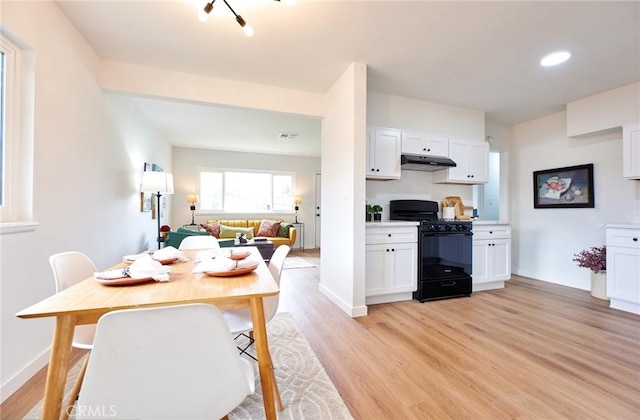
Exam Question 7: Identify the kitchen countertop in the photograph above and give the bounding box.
[473,220,511,225]
[366,221,419,227]
[604,223,640,229]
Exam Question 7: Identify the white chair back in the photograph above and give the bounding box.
[76,304,255,420]
[178,235,220,250]
[264,245,290,321]
[49,252,97,349]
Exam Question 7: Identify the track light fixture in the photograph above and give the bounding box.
[199,0,254,37]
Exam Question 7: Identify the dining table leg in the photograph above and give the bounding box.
[42,315,76,420]
[249,296,276,420]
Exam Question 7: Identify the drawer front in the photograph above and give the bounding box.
[607,228,640,249]
[366,227,417,244]
[473,226,511,240]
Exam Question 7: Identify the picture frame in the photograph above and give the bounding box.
[140,162,152,212]
[533,163,594,209]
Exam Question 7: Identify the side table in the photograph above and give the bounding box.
[291,222,305,250]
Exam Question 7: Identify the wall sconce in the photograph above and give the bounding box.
[141,171,174,249]
[187,194,199,226]
[294,196,302,223]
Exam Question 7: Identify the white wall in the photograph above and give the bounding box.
[171,147,320,249]
[566,82,640,137]
[0,3,170,400]
[320,63,368,317]
[511,111,640,290]
[365,92,486,215]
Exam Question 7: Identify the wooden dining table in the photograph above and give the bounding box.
[16,247,280,420]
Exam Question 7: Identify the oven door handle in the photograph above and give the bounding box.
[421,232,473,237]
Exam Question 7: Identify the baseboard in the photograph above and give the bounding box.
[0,347,50,403]
[318,283,368,318]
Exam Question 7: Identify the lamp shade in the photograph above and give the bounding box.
[294,196,302,205]
[187,194,199,204]
[141,171,174,194]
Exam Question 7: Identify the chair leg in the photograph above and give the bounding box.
[61,356,89,420]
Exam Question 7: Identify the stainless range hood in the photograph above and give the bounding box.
[401,153,457,172]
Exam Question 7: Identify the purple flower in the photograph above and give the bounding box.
[573,246,606,273]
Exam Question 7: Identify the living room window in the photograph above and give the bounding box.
[199,169,295,213]
[0,33,36,233]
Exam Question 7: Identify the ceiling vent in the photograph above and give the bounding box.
[278,132,298,140]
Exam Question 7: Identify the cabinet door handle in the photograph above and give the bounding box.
[391,248,395,252]
[388,234,392,237]
[386,249,389,252]
[634,238,638,242]
[489,231,493,234]
[376,169,380,172]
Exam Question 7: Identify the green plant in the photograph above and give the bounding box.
[366,204,374,214]
[372,205,383,214]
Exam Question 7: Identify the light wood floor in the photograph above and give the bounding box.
[3,249,640,419]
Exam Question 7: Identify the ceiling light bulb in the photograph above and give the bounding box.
[198,9,210,22]
[242,23,254,37]
[236,15,253,36]
[540,51,571,67]
[198,2,214,22]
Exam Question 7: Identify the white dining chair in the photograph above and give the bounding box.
[178,235,221,250]
[75,303,255,420]
[49,251,98,420]
[222,244,290,411]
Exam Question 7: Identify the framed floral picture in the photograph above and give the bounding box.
[533,163,594,209]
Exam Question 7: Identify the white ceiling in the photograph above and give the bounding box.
[56,0,640,157]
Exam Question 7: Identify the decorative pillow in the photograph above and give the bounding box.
[219,225,254,240]
[277,223,292,238]
[257,219,281,237]
[200,221,220,238]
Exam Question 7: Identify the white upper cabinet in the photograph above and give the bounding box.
[366,127,402,180]
[401,131,448,157]
[433,138,489,184]
[623,123,640,179]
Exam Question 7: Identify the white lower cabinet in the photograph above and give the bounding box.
[606,225,640,314]
[365,223,418,304]
[472,223,511,291]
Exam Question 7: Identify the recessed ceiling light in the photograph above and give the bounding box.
[540,51,571,67]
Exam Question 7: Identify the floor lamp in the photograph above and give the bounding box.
[141,171,174,249]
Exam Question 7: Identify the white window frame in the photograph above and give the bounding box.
[0,32,36,234]
[198,168,296,214]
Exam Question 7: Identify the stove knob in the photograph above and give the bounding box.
[445,225,452,231]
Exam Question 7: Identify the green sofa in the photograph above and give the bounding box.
[165,228,235,249]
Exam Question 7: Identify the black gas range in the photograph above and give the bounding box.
[390,200,473,302]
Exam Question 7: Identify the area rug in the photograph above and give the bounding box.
[282,255,316,269]
[23,312,351,420]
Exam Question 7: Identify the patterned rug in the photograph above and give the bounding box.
[24,312,351,420]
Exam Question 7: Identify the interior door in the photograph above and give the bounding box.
[315,173,321,248]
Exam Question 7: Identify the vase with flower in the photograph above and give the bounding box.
[573,245,608,300]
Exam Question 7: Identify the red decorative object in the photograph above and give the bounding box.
[160,225,171,233]
[573,246,606,273]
